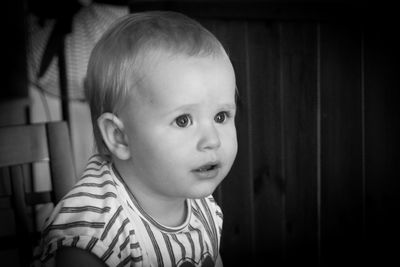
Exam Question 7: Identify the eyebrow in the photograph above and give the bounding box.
[221,103,237,110]
[168,103,236,114]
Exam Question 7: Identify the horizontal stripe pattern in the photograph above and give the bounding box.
[59,206,111,214]
[73,180,116,188]
[63,191,117,200]
[42,221,105,236]
[38,155,143,266]
[37,155,223,267]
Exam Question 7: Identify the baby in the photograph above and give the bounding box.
[38,11,237,267]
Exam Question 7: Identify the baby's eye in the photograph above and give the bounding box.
[214,111,229,124]
[174,114,192,128]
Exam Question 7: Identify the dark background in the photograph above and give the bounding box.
[1,0,399,266]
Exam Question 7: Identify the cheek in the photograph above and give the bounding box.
[137,132,188,164]
[221,126,238,160]
[229,134,238,162]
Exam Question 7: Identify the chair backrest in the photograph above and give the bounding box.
[0,121,76,266]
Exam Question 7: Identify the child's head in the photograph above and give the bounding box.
[85,11,237,199]
[85,11,228,156]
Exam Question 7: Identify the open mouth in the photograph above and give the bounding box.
[194,164,218,172]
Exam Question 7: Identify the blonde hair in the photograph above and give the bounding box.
[84,11,226,156]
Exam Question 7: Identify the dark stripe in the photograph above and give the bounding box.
[192,207,212,238]
[101,248,113,262]
[116,254,143,267]
[59,206,111,214]
[200,198,219,254]
[116,255,131,267]
[63,192,117,200]
[194,200,218,256]
[192,206,216,257]
[126,201,134,211]
[162,233,176,267]
[119,236,130,251]
[102,218,129,263]
[101,205,123,240]
[85,237,99,252]
[171,234,186,259]
[71,236,80,247]
[73,180,116,188]
[132,255,143,262]
[43,221,105,236]
[87,158,103,166]
[130,242,140,249]
[189,224,204,257]
[142,218,163,267]
[81,170,112,179]
[108,218,130,252]
[185,231,195,259]
[84,167,102,172]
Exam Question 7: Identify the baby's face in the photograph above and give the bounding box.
[120,53,237,200]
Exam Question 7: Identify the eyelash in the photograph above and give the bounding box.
[173,111,232,128]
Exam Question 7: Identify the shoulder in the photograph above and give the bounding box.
[44,155,120,232]
[39,155,142,266]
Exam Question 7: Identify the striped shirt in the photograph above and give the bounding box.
[37,155,223,267]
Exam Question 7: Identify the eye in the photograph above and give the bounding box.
[215,111,229,124]
[174,114,192,128]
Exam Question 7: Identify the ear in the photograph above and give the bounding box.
[97,112,131,160]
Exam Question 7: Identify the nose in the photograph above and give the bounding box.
[197,123,221,151]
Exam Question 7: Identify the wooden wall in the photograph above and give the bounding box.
[2,1,397,266]
[214,13,398,267]
[130,2,399,265]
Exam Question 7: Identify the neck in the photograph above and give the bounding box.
[113,159,187,227]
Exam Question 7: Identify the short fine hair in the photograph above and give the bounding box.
[84,11,227,156]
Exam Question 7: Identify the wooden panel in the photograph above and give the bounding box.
[246,21,285,265]
[128,1,360,21]
[10,165,33,266]
[0,98,29,127]
[210,20,255,266]
[0,124,48,168]
[135,7,396,266]
[364,21,400,265]
[0,121,76,265]
[46,122,77,202]
[280,22,318,266]
[320,22,363,265]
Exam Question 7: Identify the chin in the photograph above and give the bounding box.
[186,182,220,199]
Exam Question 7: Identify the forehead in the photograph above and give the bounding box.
[136,51,236,104]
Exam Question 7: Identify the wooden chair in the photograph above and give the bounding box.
[0,121,76,266]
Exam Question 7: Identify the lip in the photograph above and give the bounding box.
[191,162,221,179]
